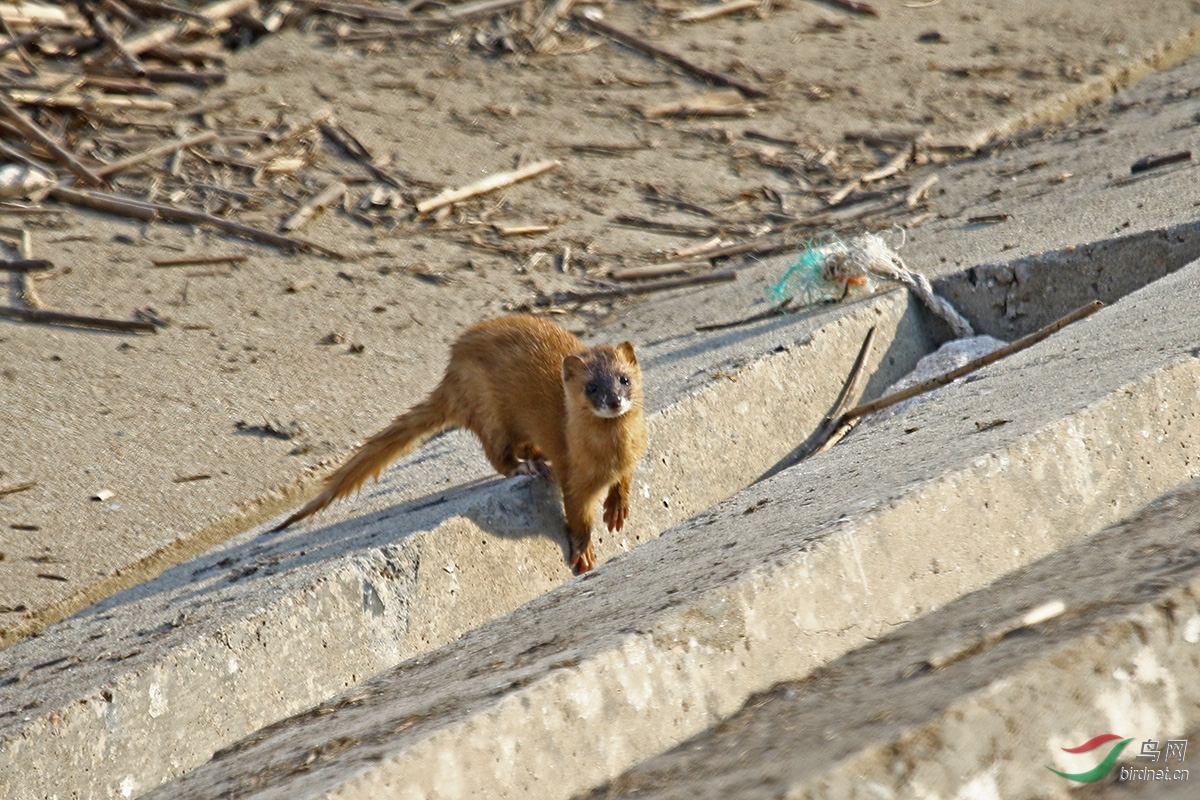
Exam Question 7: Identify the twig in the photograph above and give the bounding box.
[643,89,754,118]
[151,254,247,267]
[7,89,175,113]
[861,148,910,183]
[535,268,735,305]
[843,300,1104,423]
[121,0,253,54]
[678,0,758,23]
[905,174,938,208]
[0,304,157,333]
[530,0,575,50]
[81,4,147,76]
[319,120,413,188]
[94,130,217,177]
[1131,151,1191,174]
[612,214,716,237]
[441,0,524,21]
[611,261,708,281]
[49,186,345,258]
[0,480,36,497]
[0,28,45,60]
[282,180,346,231]
[809,325,876,454]
[415,159,559,214]
[295,0,413,22]
[0,95,105,187]
[755,326,876,481]
[1,259,53,272]
[571,12,769,99]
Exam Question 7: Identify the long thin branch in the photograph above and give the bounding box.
[415,160,559,214]
[0,305,157,333]
[0,95,105,186]
[572,12,769,99]
[842,300,1103,423]
[536,268,735,305]
[49,186,344,258]
[94,130,217,178]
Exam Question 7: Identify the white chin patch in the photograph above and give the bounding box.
[593,399,631,418]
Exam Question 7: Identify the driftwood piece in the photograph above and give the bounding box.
[536,268,735,306]
[282,180,347,231]
[677,0,758,22]
[843,301,1103,423]
[7,89,175,113]
[415,159,559,214]
[94,130,217,178]
[0,304,157,333]
[643,89,753,118]
[151,253,247,267]
[572,12,769,99]
[610,260,708,281]
[0,95,105,187]
[121,0,253,54]
[49,186,344,257]
[1,258,53,272]
[530,0,575,50]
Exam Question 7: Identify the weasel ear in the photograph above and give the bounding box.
[616,341,637,365]
[562,353,585,382]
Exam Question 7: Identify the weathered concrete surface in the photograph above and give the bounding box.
[7,0,1200,653]
[0,289,933,800]
[584,479,1200,800]
[607,52,1200,350]
[133,254,1200,798]
[10,43,1200,800]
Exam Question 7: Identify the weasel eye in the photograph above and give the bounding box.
[619,375,630,386]
[586,382,598,395]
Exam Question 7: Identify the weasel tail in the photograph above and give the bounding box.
[271,388,451,532]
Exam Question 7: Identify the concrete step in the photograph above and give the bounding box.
[0,286,932,800]
[132,252,1200,799]
[583,479,1200,800]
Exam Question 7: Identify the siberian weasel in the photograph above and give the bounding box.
[272,315,648,573]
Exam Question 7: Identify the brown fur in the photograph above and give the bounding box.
[272,315,648,573]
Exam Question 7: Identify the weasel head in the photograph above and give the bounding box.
[562,341,641,419]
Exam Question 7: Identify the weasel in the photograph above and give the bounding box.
[272,315,648,573]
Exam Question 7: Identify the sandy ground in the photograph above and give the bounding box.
[4,0,1200,647]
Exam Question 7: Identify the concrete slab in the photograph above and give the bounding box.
[0,288,933,799]
[10,35,1200,800]
[583,480,1200,800]
[129,252,1200,798]
[7,0,1200,655]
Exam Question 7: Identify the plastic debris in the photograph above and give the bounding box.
[770,232,974,338]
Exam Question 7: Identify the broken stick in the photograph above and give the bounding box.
[572,12,769,99]
[94,130,218,178]
[49,186,344,258]
[535,267,735,306]
[841,301,1103,424]
[0,96,105,187]
[415,159,559,215]
[282,181,347,231]
[0,305,157,333]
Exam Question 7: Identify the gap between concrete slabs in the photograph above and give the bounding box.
[0,288,934,800]
[585,479,1200,800]
[138,257,1200,799]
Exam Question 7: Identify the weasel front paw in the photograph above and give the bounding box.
[603,485,628,532]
